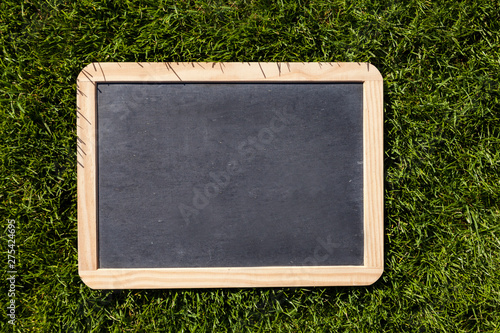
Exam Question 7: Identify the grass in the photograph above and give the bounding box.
[1,0,499,331]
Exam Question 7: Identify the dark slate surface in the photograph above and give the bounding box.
[97,83,364,268]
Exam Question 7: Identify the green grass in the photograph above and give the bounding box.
[1,0,499,331]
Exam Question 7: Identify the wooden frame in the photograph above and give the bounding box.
[77,62,383,289]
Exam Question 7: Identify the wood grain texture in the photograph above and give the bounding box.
[363,80,384,269]
[79,267,383,289]
[77,62,383,289]
[77,79,98,272]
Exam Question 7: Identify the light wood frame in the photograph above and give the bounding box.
[77,62,383,289]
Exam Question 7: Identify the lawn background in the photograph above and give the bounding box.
[1,0,499,331]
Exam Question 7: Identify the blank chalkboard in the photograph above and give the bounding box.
[77,62,384,288]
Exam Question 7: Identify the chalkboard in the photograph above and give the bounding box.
[77,62,384,289]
